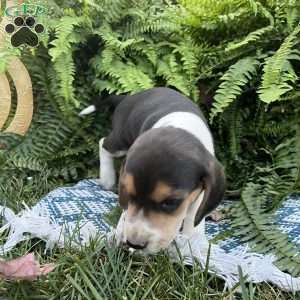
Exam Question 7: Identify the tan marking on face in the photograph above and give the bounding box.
[147,188,201,229]
[124,187,203,252]
[122,173,136,196]
[118,168,136,208]
[151,181,173,203]
[185,188,203,206]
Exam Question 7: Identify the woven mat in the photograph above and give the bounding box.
[2,179,300,292]
[37,179,300,254]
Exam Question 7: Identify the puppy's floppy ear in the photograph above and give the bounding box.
[194,154,226,226]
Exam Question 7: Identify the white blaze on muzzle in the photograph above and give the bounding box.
[115,189,205,253]
[125,209,163,249]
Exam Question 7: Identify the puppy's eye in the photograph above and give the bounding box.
[160,198,181,213]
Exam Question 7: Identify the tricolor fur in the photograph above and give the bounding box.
[80,87,225,253]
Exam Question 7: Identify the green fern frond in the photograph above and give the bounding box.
[93,79,121,94]
[180,0,242,26]
[50,161,86,181]
[230,137,300,275]
[100,60,154,93]
[132,44,158,67]
[157,55,190,96]
[5,156,46,171]
[224,101,243,158]
[4,102,73,171]
[210,57,259,120]
[284,0,300,31]
[101,0,132,23]
[260,137,299,209]
[128,19,180,37]
[231,182,300,276]
[173,39,199,80]
[54,55,76,103]
[250,0,274,25]
[94,25,144,51]
[260,121,287,137]
[259,26,300,103]
[123,3,180,37]
[49,15,85,106]
[226,25,274,52]
[88,3,196,96]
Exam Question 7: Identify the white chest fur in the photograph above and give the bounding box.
[152,112,214,155]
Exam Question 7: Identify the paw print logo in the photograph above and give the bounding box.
[5,16,44,47]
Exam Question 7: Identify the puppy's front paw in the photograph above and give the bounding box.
[207,210,224,222]
[96,178,115,190]
[115,211,127,246]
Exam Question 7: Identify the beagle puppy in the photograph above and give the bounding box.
[80,87,225,253]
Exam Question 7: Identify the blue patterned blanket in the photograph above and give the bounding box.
[2,179,300,292]
[39,179,300,254]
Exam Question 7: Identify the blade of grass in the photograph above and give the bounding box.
[141,275,161,300]
[66,274,92,300]
[76,264,104,300]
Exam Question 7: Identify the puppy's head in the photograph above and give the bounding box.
[118,127,225,253]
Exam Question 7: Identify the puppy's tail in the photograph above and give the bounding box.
[79,94,126,116]
[79,105,97,116]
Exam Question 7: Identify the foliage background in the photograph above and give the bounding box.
[0,0,300,296]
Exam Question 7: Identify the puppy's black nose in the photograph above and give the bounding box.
[126,239,147,250]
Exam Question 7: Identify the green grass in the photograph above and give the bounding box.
[0,174,299,300]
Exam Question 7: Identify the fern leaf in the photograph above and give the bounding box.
[210,57,259,120]
[230,137,300,275]
[225,101,243,158]
[231,182,300,277]
[101,0,132,23]
[225,25,274,52]
[259,26,300,103]
[49,16,85,106]
[157,55,191,96]
[285,1,300,31]
[173,39,199,80]
[101,60,154,93]
[94,24,144,51]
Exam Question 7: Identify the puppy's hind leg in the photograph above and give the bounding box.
[97,137,116,190]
